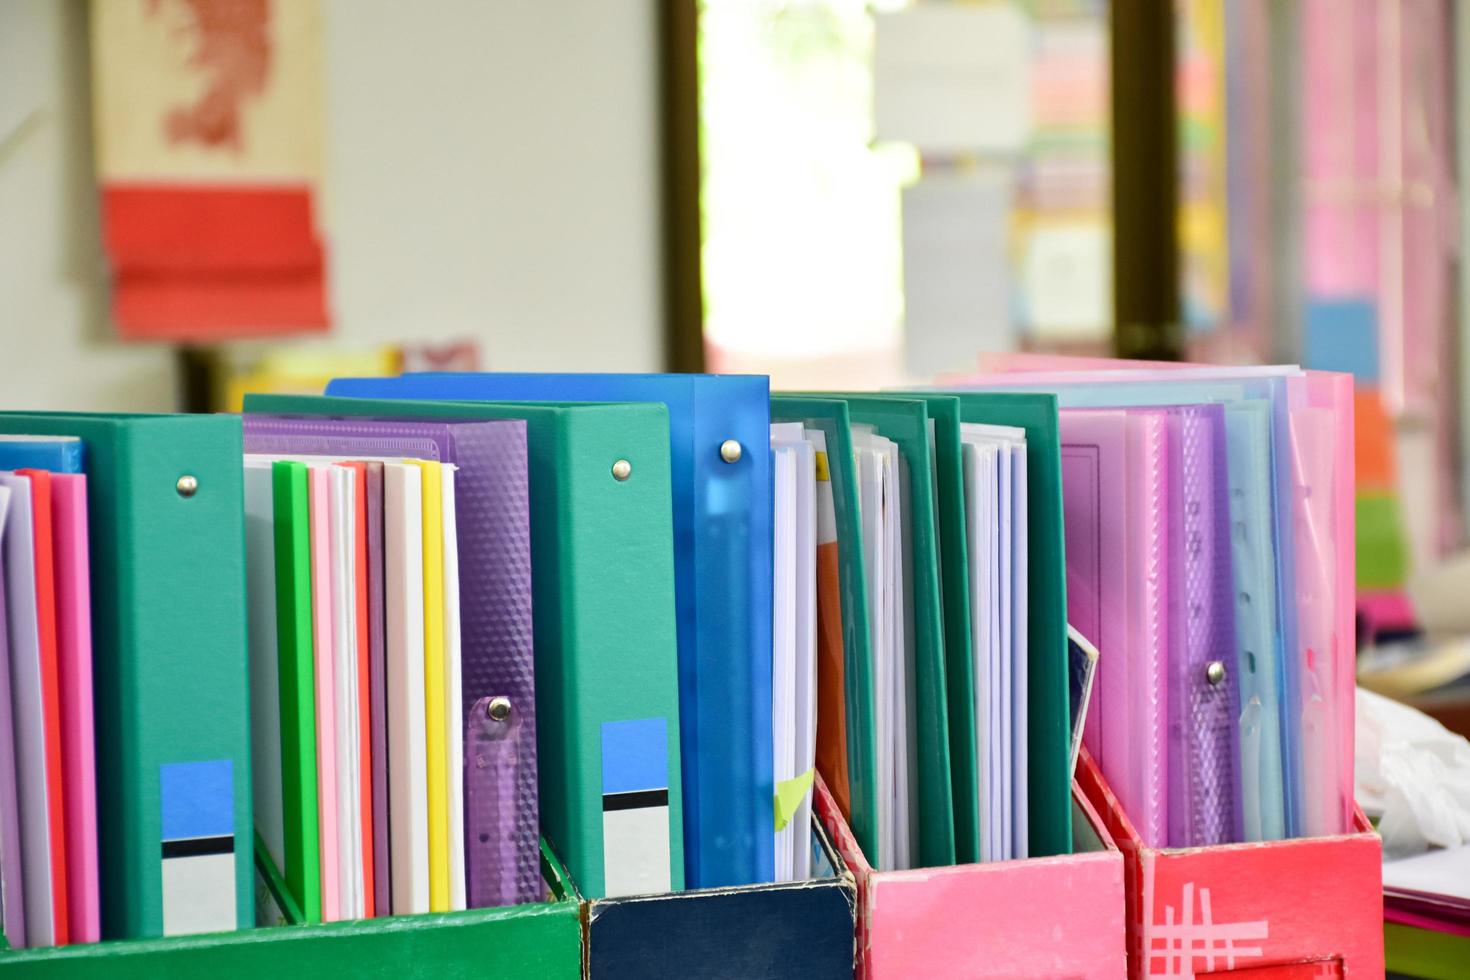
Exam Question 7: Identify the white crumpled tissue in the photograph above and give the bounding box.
[1356,686,1470,858]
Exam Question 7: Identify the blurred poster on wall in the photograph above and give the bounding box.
[90,0,329,340]
[900,171,1013,379]
[873,2,1032,154]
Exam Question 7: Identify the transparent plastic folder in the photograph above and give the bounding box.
[1162,404,1242,847]
[953,365,1354,839]
[326,373,774,889]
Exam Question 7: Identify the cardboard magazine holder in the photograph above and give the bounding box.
[814,771,1127,978]
[1076,750,1384,978]
[0,841,583,978]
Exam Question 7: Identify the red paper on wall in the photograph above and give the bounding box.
[91,0,329,340]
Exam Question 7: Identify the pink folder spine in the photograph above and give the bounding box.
[1290,372,1356,837]
[1126,411,1170,849]
[1325,375,1356,835]
[309,466,341,921]
[52,475,98,944]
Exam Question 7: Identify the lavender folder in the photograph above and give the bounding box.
[1165,404,1244,847]
[0,487,25,946]
[244,416,538,908]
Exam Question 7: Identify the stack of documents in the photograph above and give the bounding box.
[0,440,98,948]
[248,392,686,903]
[770,424,817,882]
[773,393,1071,872]
[957,359,1358,847]
[958,423,1029,862]
[242,413,539,920]
[0,413,253,943]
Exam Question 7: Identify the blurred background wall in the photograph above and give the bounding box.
[0,0,665,412]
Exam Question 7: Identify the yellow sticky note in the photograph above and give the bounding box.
[774,769,816,832]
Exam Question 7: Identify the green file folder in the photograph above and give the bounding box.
[246,394,685,899]
[856,393,979,864]
[812,395,955,868]
[0,412,254,938]
[769,397,878,865]
[270,461,320,921]
[912,391,1073,857]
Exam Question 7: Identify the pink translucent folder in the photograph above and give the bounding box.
[52,474,99,943]
[962,355,1357,837]
[1060,409,1171,848]
[308,465,341,920]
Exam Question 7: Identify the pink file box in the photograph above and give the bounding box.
[1077,750,1383,978]
[814,772,1126,979]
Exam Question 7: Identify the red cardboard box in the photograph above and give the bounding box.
[814,772,1127,978]
[1076,750,1384,977]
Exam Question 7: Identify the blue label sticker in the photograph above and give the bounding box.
[601,718,668,796]
[161,759,234,842]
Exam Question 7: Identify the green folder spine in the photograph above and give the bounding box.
[904,394,979,863]
[769,397,879,864]
[0,412,254,938]
[833,395,955,867]
[246,394,686,898]
[925,391,1073,857]
[811,393,958,863]
[271,460,320,921]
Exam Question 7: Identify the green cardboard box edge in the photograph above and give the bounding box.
[0,841,583,978]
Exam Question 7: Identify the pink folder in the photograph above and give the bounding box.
[1290,372,1355,837]
[1059,412,1129,787]
[971,357,1358,836]
[51,474,99,943]
[309,465,341,921]
[1060,408,1171,848]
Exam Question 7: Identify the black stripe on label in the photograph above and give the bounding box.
[602,789,669,812]
[162,835,235,859]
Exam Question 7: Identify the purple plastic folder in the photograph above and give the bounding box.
[1164,404,1242,847]
[1061,408,1169,848]
[244,416,538,908]
[0,487,24,946]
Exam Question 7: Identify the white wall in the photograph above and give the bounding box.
[0,0,665,413]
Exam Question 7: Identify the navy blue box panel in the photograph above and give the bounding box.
[587,821,856,979]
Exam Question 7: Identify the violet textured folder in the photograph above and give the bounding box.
[364,462,389,915]
[0,488,24,947]
[1164,405,1243,847]
[244,416,538,907]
